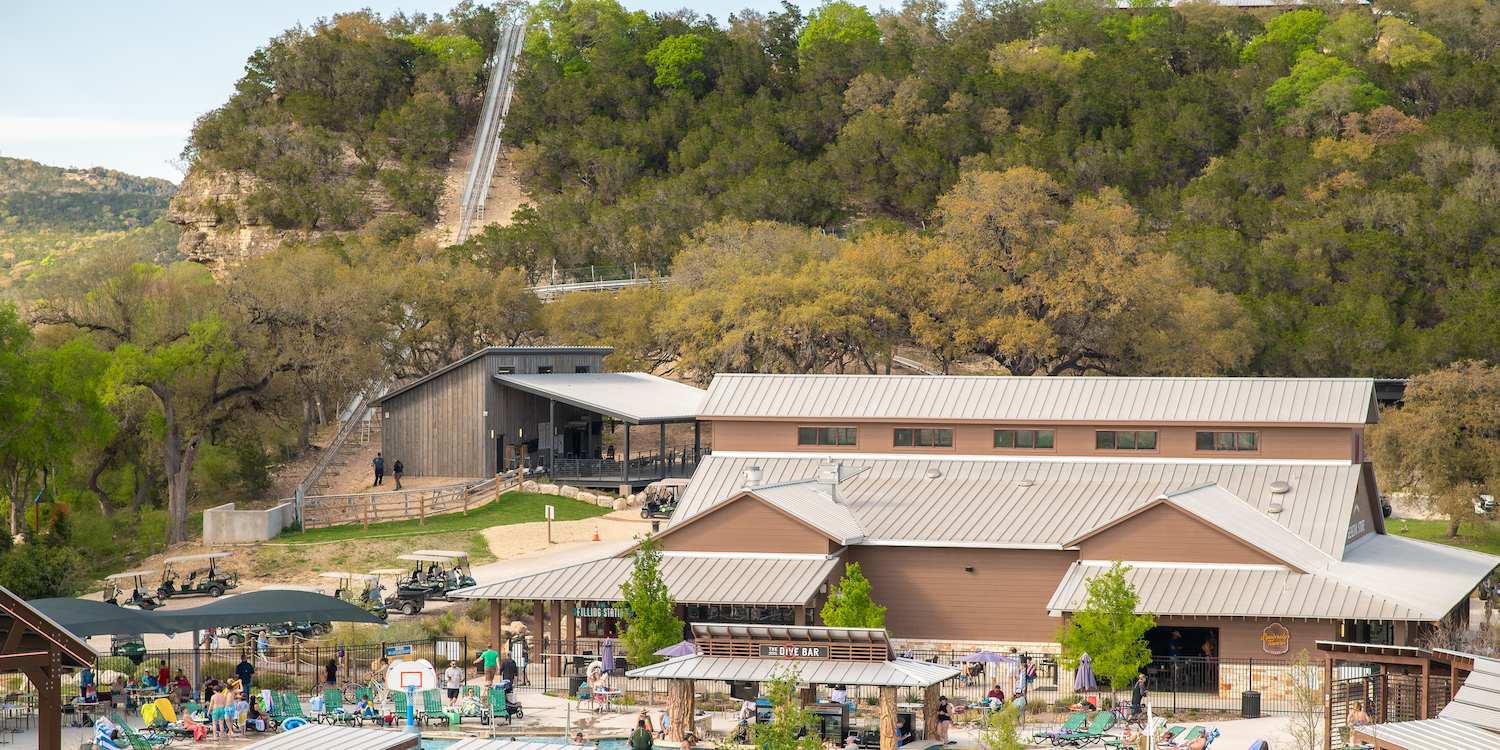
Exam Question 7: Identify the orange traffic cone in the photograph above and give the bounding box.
[592,525,601,542]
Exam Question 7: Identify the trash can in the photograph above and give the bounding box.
[1241,690,1261,719]
[568,674,586,696]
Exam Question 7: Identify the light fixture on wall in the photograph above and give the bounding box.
[383,412,390,419]
[483,410,489,417]
[819,583,828,594]
[963,565,975,574]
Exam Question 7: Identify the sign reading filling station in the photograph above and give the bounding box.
[759,643,830,659]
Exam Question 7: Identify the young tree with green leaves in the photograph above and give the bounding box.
[750,669,823,750]
[1057,562,1155,689]
[978,703,1025,750]
[619,536,685,667]
[820,562,886,628]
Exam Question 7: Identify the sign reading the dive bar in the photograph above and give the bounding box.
[760,643,829,659]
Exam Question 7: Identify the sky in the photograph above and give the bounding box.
[0,0,872,183]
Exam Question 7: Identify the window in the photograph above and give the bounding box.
[536,365,554,374]
[797,426,858,446]
[1196,431,1258,451]
[894,428,953,447]
[994,430,1055,449]
[574,365,592,373]
[1096,430,1158,450]
[496,366,515,374]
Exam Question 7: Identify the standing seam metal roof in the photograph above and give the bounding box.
[699,375,1377,424]
[676,455,1362,558]
[625,655,959,687]
[451,553,840,606]
[240,724,420,750]
[1356,654,1500,749]
[746,484,866,544]
[495,372,706,423]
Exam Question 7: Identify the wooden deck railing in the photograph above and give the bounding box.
[300,474,519,530]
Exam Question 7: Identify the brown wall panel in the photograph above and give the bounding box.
[658,496,836,554]
[711,421,1358,461]
[847,546,1076,642]
[1151,617,1336,659]
[1076,504,1282,566]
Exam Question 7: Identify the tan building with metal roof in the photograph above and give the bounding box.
[457,375,1497,670]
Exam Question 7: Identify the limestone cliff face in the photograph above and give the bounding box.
[166,169,310,277]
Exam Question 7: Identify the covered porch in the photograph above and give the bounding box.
[627,623,958,750]
[495,372,707,489]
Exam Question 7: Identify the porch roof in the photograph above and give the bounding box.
[495,372,706,424]
[625,654,959,687]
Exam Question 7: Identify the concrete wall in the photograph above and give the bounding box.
[203,502,297,544]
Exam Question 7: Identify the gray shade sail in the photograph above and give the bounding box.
[155,590,386,631]
[28,598,183,637]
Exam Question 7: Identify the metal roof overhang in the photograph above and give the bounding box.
[625,655,959,688]
[1353,718,1500,750]
[241,724,420,750]
[494,373,705,424]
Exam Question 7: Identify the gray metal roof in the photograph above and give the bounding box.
[1047,561,1430,621]
[692,622,890,649]
[1355,718,1500,750]
[452,551,839,606]
[496,372,706,424]
[241,724,420,750]
[746,483,866,544]
[1068,484,1334,572]
[375,346,613,403]
[445,741,568,750]
[625,655,959,687]
[677,454,1363,558]
[699,375,1377,425]
[1441,655,1500,731]
[1049,532,1499,621]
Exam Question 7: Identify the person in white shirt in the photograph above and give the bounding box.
[444,663,465,707]
[829,685,848,705]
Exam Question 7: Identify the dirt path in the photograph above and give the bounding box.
[476,508,652,568]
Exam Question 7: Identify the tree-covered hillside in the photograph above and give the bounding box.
[461,0,1500,377]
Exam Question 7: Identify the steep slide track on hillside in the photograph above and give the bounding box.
[455,20,527,245]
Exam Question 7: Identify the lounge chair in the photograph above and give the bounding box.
[321,688,359,725]
[1056,710,1117,747]
[277,691,311,730]
[420,688,452,726]
[1031,712,1088,746]
[482,686,512,726]
[111,711,170,748]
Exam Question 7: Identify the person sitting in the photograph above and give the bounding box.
[985,685,1005,710]
[245,696,267,732]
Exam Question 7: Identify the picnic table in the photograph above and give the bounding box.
[592,687,621,712]
[66,700,101,727]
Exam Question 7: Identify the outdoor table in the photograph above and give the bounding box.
[66,700,101,727]
[593,687,621,712]
[128,687,160,707]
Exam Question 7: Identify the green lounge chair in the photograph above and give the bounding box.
[417,688,445,726]
[321,688,358,725]
[111,711,169,748]
[277,691,310,729]
[1057,711,1116,747]
[1163,726,1204,747]
[1031,712,1088,746]
[482,686,511,726]
[392,688,411,722]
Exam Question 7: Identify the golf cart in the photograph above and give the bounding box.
[158,551,239,599]
[104,570,164,610]
[319,571,389,621]
[370,568,427,615]
[396,549,476,601]
[111,634,147,664]
[641,477,689,519]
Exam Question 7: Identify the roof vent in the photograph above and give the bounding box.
[1269,481,1292,495]
[742,466,763,487]
[1016,479,1035,488]
[925,468,942,480]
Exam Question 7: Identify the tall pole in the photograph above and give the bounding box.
[659,423,667,478]
[548,399,556,471]
[622,424,631,485]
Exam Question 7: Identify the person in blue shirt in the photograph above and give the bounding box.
[79,666,95,699]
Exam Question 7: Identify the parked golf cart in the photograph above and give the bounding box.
[396,549,476,601]
[111,634,147,664]
[369,568,427,615]
[158,551,239,599]
[641,477,689,519]
[104,570,163,610]
[319,571,389,621]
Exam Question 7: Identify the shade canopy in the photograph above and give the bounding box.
[28,598,183,637]
[155,590,386,631]
[958,650,1010,664]
[655,640,699,657]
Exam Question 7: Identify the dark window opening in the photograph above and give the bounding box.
[797,426,858,446]
[536,365,554,374]
[894,427,953,447]
[574,365,591,373]
[1096,430,1157,450]
[995,429,1055,449]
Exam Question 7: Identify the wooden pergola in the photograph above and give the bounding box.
[0,586,95,750]
[627,623,959,750]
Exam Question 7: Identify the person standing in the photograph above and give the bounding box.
[509,635,530,686]
[235,654,255,699]
[474,645,500,688]
[1130,673,1148,720]
[936,695,954,744]
[79,664,95,699]
[393,460,404,490]
[325,658,338,685]
[372,452,385,486]
[500,652,519,687]
[444,661,465,707]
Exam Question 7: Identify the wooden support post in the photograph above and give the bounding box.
[1420,657,1431,720]
[623,423,631,484]
[419,492,427,525]
[491,599,504,652]
[364,494,372,530]
[794,606,808,626]
[1324,655,1334,750]
[800,685,817,706]
[879,686,898,750]
[923,684,940,740]
[548,600,562,676]
[668,679,696,741]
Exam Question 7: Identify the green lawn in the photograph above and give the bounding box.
[279,492,610,545]
[1388,517,1500,556]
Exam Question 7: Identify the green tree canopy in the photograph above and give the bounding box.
[750,669,824,750]
[820,561,887,628]
[646,34,709,91]
[619,536,685,667]
[1057,561,1155,688]
[798,1,881,53]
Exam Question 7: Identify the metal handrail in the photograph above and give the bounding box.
[293,386,380,521]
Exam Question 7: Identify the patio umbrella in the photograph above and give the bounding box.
[654,640,698,657]
[958,650,1009,663]
[1074,652,1098,693]
[29,597,182,637]
[602,636,614,670]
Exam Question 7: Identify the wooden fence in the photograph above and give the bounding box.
[300,474,517,529]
